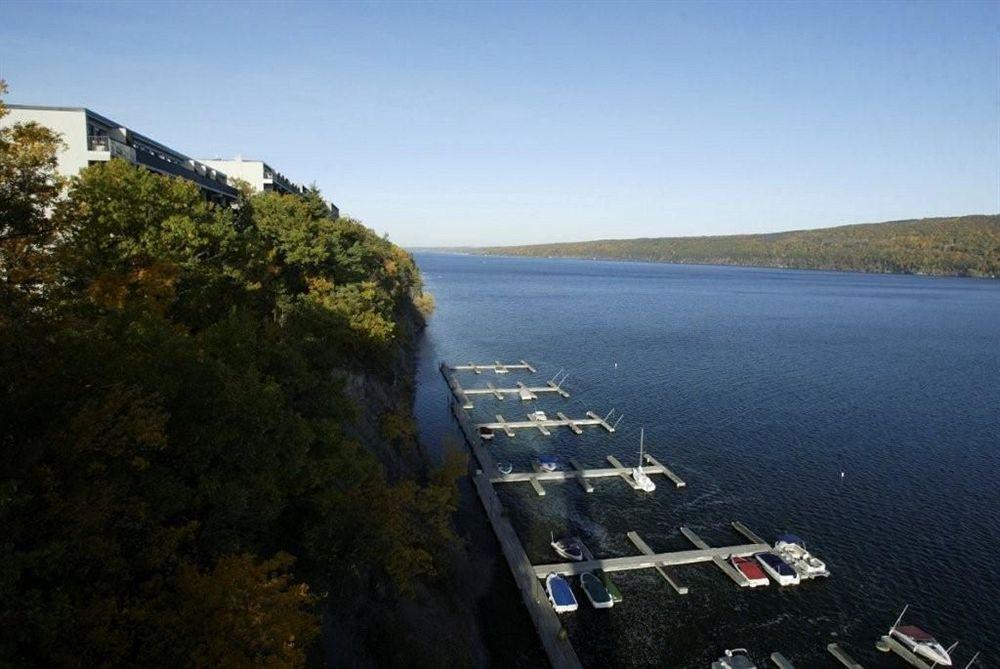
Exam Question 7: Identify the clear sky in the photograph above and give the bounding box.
[1,1,997,247]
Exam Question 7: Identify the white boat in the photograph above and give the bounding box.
[579,572,613,609]
[545,573,578,613]
[711,648,758,669]
[631,428,656,492]
[754,552,800,586]
[529,410,548,421]
[550,533,584,561]
[774,533,829,579]
[497,462,513,476]
[887,605,954,666]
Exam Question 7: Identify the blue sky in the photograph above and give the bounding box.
[1,1,997,246]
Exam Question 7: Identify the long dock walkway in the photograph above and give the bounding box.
[444,373,581,668]
[478,411,617,435]
[449,360,536,374]
[532,536,770,578]
[491,454,686,495]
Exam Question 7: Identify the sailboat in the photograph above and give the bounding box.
[631,428,656,492]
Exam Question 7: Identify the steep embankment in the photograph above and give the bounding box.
[479,215,1000,277]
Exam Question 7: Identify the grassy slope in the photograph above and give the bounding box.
[478,215,1000,277]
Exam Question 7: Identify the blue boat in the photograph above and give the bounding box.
[754,552,800,586]
[545,573,578,613]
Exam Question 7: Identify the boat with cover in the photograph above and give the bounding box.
[711,648,758,669]
[580,572,614,609]
[754,552,800,585]
[599,571,624,603]
[529,410,548,421]
[631,428,656,492]
[478,426,494,440]
[550,533,585,561]
[730,555,769,587]
[774,533,829,579]
[538,455,562,472]
[497,462,513,476]
[887,605,954,666]
[545,573,578,613]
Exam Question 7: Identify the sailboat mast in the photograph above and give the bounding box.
[639,428,644,467]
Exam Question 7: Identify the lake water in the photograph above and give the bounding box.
[412,252,1000,668]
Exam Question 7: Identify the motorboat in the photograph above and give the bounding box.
[711,648,758,669]
[631,427,656,492]
[891,626,953,666]
[478,426,494,441]
[529,410,548,421]
[550,533,585,561]
[579,572,613,609]
[754,552,800,586]
[497,462,513,476]
[538,455,562,472]
[545,573,578,613]
[885,605,954,667]
[518,387,535,401]
[773,533,829,579]
[730,555,769,587]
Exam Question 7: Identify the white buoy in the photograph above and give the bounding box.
[840,471,845,479]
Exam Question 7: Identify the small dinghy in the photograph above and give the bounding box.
[711,648,758,669]
[545,573,578,613]
[580,572,613,609]
[550,533,585,561]
[755,552,800,586]
[497,462,513,476]
[538,455,562,472]
[730,555,769,587]
[478,426,494,441]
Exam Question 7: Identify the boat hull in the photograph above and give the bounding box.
[545,573,578,613]
[755,553,800,586]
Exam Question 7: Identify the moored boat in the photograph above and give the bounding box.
[550,533,584,561]
[580,572,613,609]
[538,455,562,472]
[545,573,578,613]
[599,570,624,603]
[497,461,513,476]
[774,533,829,579]
[885,605,954,667]
[754,552,800,586]
[478,426,494,440]
[730,555,769,587]
[529,410,548,421]
[711,648,758,669]
[631,427,656,492]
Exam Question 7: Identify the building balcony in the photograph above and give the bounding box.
[134,149,237,200]
[88,135,136,162]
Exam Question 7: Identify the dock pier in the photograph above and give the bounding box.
[680,526,753,586]
[626,531,689,594]
[449,360,537,374]
[492,456,684,496]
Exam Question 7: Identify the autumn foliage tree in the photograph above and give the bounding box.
[0,82,451,666]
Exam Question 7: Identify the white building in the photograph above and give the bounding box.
[1,105,238,204]
[202,157,339,217]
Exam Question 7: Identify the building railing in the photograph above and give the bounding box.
[88,135,137,162]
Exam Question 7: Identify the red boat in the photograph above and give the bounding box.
[731,555,770,587]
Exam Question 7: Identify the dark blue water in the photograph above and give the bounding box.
[412,253,1000,668]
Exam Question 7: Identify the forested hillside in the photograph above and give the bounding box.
[479,216,1000,277]
[0,85,459,666]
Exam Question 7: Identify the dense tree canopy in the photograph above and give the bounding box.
[0,84,455,666]
[480,215,1000,277]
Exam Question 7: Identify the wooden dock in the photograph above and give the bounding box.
[450,360,537,374]
[477,410,617,435]
[770,652,796,668]
[532,533,770,578]
[492,455,685,496]
[680,526,752,587]
[828,643,864,668]
[462,380,571,402]
[627,531,689,594]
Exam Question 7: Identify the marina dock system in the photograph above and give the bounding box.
[828,643,864,668]
[478,410,619,435]
[491,453,686,495]
[449,360,537,374]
